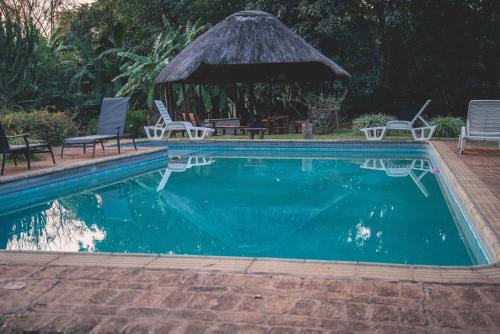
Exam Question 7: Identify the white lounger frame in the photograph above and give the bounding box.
[360,159,432,197]
[459,100,500,154]
[156,156,215,191]
[361,100,436,141]
[144,100,214,140]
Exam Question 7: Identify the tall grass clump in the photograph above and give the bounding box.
[430,116,463,138]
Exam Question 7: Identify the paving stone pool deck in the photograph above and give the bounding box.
[0,140,499,333]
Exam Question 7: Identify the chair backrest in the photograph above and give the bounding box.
[410,99,432,125]
[467,100,500,136]
[0,123,10,151]
[154,100,172,123]
[96,97,130,136]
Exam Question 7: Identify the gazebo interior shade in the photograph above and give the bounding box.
[155,10,350,85]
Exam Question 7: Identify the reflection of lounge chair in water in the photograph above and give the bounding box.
[360,159,432,197]
[156,156,215,191]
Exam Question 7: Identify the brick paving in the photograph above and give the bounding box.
[0,141,152,180]
[0,264,499,333]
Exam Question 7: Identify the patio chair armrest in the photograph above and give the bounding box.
[7,133,30,147]
[7,133,29,139]
[412,125,436,130]
[360,126,386,132]
[416,115,431,127]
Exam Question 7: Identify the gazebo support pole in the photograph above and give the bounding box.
[249,83,256,127]
[167,84,176,120]
[197,84,203,120]
[268,83,272,115]
[181,83,188,120]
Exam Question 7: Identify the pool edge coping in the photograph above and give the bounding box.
[0,140,499,284]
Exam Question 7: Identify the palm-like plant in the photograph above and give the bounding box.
[113,18,205,108]
[0,16,39,107]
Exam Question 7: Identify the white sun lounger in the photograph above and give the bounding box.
[459,100,500,154]
[361,100,436,141]
[360,159,432,197]
[144,100,214,140]
[156,156,215,191]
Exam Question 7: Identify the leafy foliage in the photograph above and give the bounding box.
[430,116,463,138]
[0,17,39,107]
[112,18,205,109]
[2,0,500,130]
[0,109,78,144]
[352,113,394,133]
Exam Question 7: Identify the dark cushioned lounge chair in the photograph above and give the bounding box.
[61,97,137,158]
[0,123,55,175]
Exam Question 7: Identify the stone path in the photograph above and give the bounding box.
[1,263,500,333]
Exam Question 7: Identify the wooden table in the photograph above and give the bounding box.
[241,127,267,139]
[214,125,249,135]
[261,115,289,134]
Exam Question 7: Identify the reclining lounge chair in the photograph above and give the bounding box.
[61,97,136,158]
[362,100,436,141]
[459,100,500,154]
[144,100,214,140]
[0,123,55,175]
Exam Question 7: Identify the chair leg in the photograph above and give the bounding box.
[48,145,55,164]
[1,152,5,175]
[83,144,86,154]
[92,141,97,158]
[459,138,466,154]
[12,154,17,166]
[60,143,65,158]
[117,136,121,154]
[26,149,31,170]
[100,140,105,150]
[132,136,137,150]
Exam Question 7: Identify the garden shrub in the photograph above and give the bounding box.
[430,116,463,138]
[86,117,98,135]
[0,109,79,145]
[352,113,393,133]
[126,109,149,137]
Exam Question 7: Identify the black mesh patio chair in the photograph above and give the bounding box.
[61,97,137,158]
[0,123,55,175]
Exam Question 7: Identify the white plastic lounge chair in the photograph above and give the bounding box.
[156,156,214,191]
[459,100,500,154]
[360,159,432,197]
[144,100,214,140]
[361,100,436,141]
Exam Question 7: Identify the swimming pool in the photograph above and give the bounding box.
[0,143,488,266]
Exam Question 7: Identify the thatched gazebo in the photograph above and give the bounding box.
[154,10,350,123]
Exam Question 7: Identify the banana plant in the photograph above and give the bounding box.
[112,18,205,109]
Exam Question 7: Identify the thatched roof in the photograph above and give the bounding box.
[155,10,350,84]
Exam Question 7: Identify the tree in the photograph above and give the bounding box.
[0,16,39,107]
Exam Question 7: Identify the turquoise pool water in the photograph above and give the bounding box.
[0,150,487,265]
